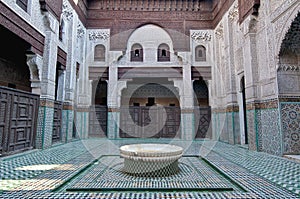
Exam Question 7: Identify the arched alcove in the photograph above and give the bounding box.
[277,12,300,155]
[158,43,170,62]
[130,43,143,62]
[195,45,206,62]
[94,44,106,62]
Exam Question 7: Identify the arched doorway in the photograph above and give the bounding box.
[277,12,300,155]
[120,78,181,138]
[193,79,211,139]
[89,80,108,137]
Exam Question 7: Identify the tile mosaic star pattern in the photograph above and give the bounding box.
[281,103,300,154]
[0,139,299,199]
[256,108,282,156]
[64,156,239,191]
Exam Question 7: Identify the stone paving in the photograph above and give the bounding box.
[0,139,299,199]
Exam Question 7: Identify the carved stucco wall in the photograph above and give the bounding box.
[211,0,300,155]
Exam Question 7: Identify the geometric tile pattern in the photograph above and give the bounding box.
[214,112,229,143]
[0,141,103,191]
[256,108,282,156]
[211,142,300,196]
[233,112,241,145]
[280,103,300,154]
[213,112,240,145]
[247,110,257,151]
[181,113,195,140]
[62,110,74,142]
[64,156,240,191]
[107,112,120,139]
[0,139,299,199]
[36,106,54,149]
[76,112,89,139]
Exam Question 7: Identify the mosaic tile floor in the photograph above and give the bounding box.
[0,139,299,199]
[63,156,240,192]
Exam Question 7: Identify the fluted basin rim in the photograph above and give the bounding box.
[120,143,183,157]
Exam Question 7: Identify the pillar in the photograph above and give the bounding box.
[35,12,59,149]
[174,64,195,140]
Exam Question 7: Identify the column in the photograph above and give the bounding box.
[36,12,58,149]
[62,12,77,142]
[107,64,120,139]
[175,64,195,140]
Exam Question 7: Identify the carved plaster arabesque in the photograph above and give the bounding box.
[89,30,110,41]
[62,0,73,21]
[77,23,85,38]
[278,64,300,72]
[215,23,224,39]
[42,11,57,33]
[191,31,212,42]
[271,0,300,57]
[228,3,239,22]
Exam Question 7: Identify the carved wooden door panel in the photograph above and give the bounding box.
[160,107,181,138]
[194,106,211,138]
[0,87,39,156]
[89,105,107,137]
[120,106,181,138]
[0,89,11,155]
[52,101,63,143]
[120,106,140,138]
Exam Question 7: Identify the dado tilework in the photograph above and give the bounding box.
[62,110,74,142]
[280,103,300,154]
[256,109,282,156]
[181,113,195,140]
[76,112,89,139]
[247,110,257,151]
[217,113,229,143]
[36,106,54,149]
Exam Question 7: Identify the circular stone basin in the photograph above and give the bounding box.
[120,144,183,176]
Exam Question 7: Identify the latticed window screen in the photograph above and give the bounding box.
[16,0,28,12]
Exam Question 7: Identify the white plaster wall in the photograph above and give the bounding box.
[190,30,214,67]
[122,24,178,66]
[85,29,110,67]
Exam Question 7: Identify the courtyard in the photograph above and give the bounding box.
[0,139,299,199]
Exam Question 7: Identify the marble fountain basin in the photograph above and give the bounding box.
[120,144,183,176]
